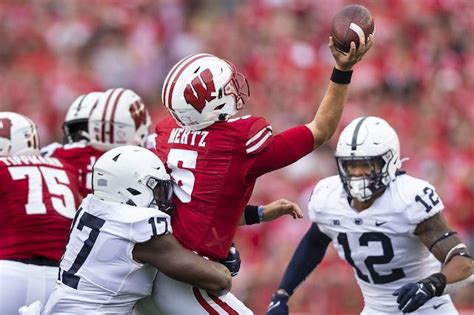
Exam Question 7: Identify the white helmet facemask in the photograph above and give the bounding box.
[335,116,403,202]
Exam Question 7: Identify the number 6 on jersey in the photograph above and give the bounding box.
[167,149,197,203]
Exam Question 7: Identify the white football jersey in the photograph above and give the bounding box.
[308,174,455,314]
[43,195,171,314]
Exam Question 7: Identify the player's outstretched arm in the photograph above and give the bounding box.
[266,224,331,315]
[306,34,374,149]
[393,213,473,313]
[133,234,232,296]
[240,199,303,226]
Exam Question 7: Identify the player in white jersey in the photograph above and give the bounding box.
[42,146,232,314]
[267,116,473,315]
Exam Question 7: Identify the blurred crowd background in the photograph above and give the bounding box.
[0,0,473,313]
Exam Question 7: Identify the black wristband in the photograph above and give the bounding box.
[330,67,353,84]
[428,231,457,251]
[422,273,447,297]
[244,205,260,225]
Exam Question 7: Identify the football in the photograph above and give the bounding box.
[331,4,375,54]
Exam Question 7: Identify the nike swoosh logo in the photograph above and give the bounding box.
[267,301,280,312]
[375,221,387,227]
[433,302,446,309]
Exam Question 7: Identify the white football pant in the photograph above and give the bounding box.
[0,260,57,315]
[152,272,253,315]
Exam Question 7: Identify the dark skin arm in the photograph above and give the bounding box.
[132,234,232,296]
[415,213,473,283]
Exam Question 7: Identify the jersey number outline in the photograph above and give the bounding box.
[61,210,105,289]
[166,148,197,203]
[337,232,406,284]
[8,166,76,219]
[415,187,440,213]
[148,217,169,237]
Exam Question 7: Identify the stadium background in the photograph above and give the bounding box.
[0,0,472,314]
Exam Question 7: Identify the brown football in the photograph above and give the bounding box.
[331,4,375,54]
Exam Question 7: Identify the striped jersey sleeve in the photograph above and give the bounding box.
[245,117,273,155]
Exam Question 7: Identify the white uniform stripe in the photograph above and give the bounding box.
[245,126,272,146]
[105,89,124,143]
[246,130,272,154]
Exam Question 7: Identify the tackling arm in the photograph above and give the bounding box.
[133,234,232,296]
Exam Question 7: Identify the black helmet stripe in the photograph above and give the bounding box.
[351,116,369,150]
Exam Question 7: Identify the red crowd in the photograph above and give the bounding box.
[0,0,472,313]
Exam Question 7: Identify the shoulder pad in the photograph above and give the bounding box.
[396,175,444,225]
[230,115,273,154]
[308,176,341,222]
[130,210,172,243]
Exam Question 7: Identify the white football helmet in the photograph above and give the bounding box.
[63,92,103,143]
[162,53,250,131]
[0,112,40,156]
[92,145,174,211]
[89,88,151,151]
[335,116,402,202]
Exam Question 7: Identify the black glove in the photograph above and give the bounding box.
[393,273,446,313]
[266,291,289,315]
[219,243,241,277]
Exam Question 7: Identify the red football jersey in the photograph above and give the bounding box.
[0,155,80,261]
[155,115,314,259]
[47,143,105,197]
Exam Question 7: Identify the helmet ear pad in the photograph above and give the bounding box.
[335,116,402,202]
[162,54,249,131]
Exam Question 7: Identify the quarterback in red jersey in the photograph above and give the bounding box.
[153,35,374,314]
[43,88,151,197]
[0,112,81,315]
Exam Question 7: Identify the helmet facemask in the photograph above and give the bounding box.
[222,61,249,112]
[146,176,175,215]
[336,150,395,202]
[63,92,102,144]
[62,119,89,144]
